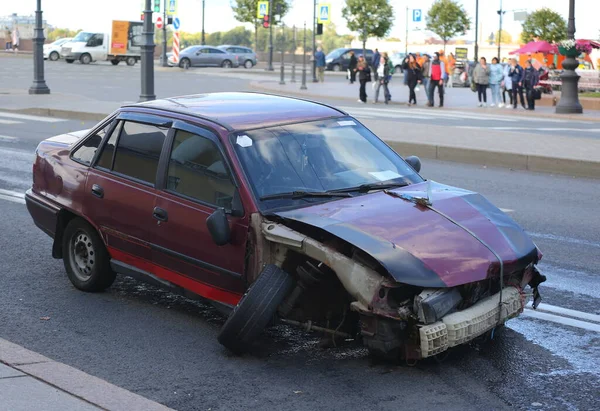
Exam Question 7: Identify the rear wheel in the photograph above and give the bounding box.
[80,53,91,65]
[110,59,119,65]
[332,64,341,72]
[65,59,74,64]
[179,58,190,69]
[244,59,254,69]
[62,218,116,292]
[218,265,295,354]
[221,59,232,68]
[126,56,136,66]
[49,51,59,61]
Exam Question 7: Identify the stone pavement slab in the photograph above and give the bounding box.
[0,362,25,378]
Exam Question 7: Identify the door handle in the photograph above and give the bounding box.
[153,207,168,222]
[91,184,104,198]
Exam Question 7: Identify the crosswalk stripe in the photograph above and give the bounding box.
[0,119,21,125]
[0,192,26,204]
[459,126,600,133]
[341,106,520,123]
[0,135,18,142]
[0,188,25,198]
[522,309,600,333]
[528,302,600,324]
[0,112,66,123]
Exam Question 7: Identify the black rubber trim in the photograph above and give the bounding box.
[25,190,59,238]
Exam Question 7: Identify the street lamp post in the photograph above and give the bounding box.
[201,0,206,45]
[139,0,156,101]
[279,23,286,85]
[312,0,318,82]
[405,6,408,55]
[474,0,479,61]
[497,0,505,60]
[161,0,167,67]
[267,0,274,71]
[301,21,307,90]
[556,0,582,114]
[291,25,296,83]
[29,0,50,95]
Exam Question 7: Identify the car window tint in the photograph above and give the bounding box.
[211,48,225,54]
[72,122,111,165]
[96,121,122,169]
[167,130,235,209]
[112,121,167,184]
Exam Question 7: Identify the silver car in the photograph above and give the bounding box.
[217,45,257,69]
[172,46,240,69]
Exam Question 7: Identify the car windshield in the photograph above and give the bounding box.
[231,117,423,207]
[326,49,344,60]
[72,32,93,42]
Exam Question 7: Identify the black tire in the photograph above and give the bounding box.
[332,64,341,72]
[80,53,91,65]
[221,59,232,68]
[244,59,254,69]
[179,58,190,69]
[218,264,295,354]
[62,218,116,292]
[49,51,59,61]
[65,59,74,64]
[126,56,136,66]
[110,59,119,65]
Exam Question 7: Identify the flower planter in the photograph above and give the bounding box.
[558,46,580,58]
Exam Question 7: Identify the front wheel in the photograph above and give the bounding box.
[332,64,341,72]
[62,218,116,292]
[49,51,59,61]
[80,53,91,65]
[179,58,190,69]
[221,59,232,68]
[244,59,254,69]
[126,56,136,66]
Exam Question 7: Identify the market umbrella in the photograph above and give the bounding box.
[509,41,558,55]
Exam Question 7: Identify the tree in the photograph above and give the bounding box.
[221,26,252,47]
[319,23,353,54]
[342,0,394,56]
[426,0,471,52]
[494,30,513,45]
[520,8,567,44]
[230,0,290,49]
[47,28,81,42]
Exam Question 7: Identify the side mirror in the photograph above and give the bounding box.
[405,155,422,173]
[206,208,231,246]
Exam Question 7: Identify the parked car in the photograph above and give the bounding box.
[43,37,72,61]
[389,52,406,73]
[325,47,374,71]
[169,46,240,69]
[25,92,546,361]
[217,45,257,69]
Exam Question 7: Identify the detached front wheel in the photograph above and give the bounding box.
[218,265,295,354]
[62,218,116,292]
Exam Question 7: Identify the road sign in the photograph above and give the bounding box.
[413,9,422,22]
[156,17,163,29]
[257,1,269,18]
[167,0,178,16]
[318,3,331,23]
[173,17,180,30]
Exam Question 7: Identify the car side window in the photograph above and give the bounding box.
[342,52,350,60]
[71,121,113,165]
[112,121,167,185]
[96,121,122,170]
[211,49,225,54]
[166,130,235,209]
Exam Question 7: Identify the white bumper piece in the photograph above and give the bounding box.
[419,286,524,358]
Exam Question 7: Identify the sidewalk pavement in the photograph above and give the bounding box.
[0,338,172,411]
[0,86,599,178]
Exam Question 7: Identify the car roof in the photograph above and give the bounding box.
[125,92,346,131]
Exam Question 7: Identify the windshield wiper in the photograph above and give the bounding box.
[332,181,410,193]
[259,190,352,201]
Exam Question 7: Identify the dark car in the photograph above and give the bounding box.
[25,92,546,361]
[325,47,374,71]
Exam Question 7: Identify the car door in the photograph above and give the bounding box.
[195,48,211,66]
[89,33,105,61]
[83,112,171,264]
[209,48,226,66]
[152,120,248,305]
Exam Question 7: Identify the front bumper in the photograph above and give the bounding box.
[61,52,81,60]
[25,189,60,239]
[419,286,524,357]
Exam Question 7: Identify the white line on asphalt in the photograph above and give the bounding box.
[499,208,514,213]
[522,309,600,332]
[0,119,21,125]
[465,126,600,133]
[0,112,66,123]
[0,135,18,142]
[341,106,521,123]
[0,193,25,204]
[528,302,600,324]
[528,232,600,249]
[0,188,25,198]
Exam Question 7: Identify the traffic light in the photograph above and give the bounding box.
[153,0,161,13]
[167,16,173,25]
[316,23,323,35]
[263,15,269,28]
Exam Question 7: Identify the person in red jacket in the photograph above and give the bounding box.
[427,52,446,107]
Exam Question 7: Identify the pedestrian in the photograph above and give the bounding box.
[501,59,513,108]
[523,60,540,110]
[489,57,503,107]
[439,50,450,87]
[416,52,424,67]
[402,54,422,106]
[356,55,371,103]
[473,57,490,107]
[447,52,456,88]
[315,47,326,82]
[374,52,392,104]
[348,51,357,84]
[421,54,432,105]
[11,26,19,54]
[402,56,409,86]
[508,58,526,109]
[427,52,445,107]
[371,48,381,84]
[4,26,11,50]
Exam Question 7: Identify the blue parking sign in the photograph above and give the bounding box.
[413,9,422,22]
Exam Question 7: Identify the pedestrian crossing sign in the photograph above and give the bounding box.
[257,1,269,18]
[166,0,178,16]
[318,3,331,23]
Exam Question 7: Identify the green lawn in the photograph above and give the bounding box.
[581,92,600,98]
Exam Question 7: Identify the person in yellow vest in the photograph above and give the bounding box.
[447,52,456,88]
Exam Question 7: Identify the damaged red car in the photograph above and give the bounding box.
[25,92,546,360]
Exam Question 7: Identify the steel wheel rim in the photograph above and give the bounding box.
[69,230,95,281]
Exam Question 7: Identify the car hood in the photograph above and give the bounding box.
[276,181,540,288]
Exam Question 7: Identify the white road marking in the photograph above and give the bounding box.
[528,232,600,249]
[0,192,26,204]
[0,119,21,125]
[0,188,25,198]
[459,126,600,133]
[522,309,600,333]
[528,302,600,324]
[0,135,18,142]
[499,208,514,213]
[0,112,66,123]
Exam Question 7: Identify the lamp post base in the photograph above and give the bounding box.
[555,56,583,114]
[29,83,50,95]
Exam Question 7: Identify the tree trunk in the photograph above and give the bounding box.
[362,38,366,60]
[444,40,447,53]
[254,25,258,51]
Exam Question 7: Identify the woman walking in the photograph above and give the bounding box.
[348,51,357,84]
[489,57,503,107]
[523,60,540,110]
[374,52,392,104]
[11,26,19,54]
[402,54,422,106]
[472,57,490,107]
[356,55,371,103]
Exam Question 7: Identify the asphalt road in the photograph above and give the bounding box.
[0,116,599,411]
